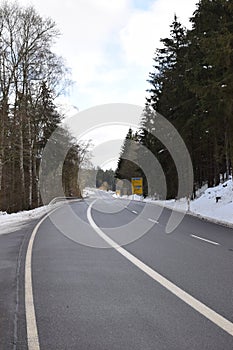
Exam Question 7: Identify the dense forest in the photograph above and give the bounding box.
[0,2,83,212]
[80,167,116,191]
[116,0,233,199]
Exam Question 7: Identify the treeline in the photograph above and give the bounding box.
[96,168,116,191]
[0,2,83,212]
[80,167,116,191]
[116,0,233,199]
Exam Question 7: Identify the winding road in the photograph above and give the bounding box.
[1,190,233,349]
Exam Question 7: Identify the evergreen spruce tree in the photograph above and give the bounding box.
[115,128,145,195]
[141,16,188,198]
[186,0,233,186]
[118,1,233,197]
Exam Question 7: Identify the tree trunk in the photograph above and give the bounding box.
[0,125,4,193]
[19,114,25,209]
[28,118,33,209]
[225,131,230,180]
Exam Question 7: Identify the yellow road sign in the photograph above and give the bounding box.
[131,177,143,195]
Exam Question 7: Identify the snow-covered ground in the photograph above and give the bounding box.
[114,179,233,227]
[0,206,49,235]
[1,180,232,236]
[0,198,82,236]
[83,188,96,197]
[190,179,233,225]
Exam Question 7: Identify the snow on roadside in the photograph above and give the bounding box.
[0,204,57,235]
[114,179,233,227]
[1,180,232,236]
[113,193,143,201]
[191,179,233,225]
[0,197,83,236]
[83,188,96,197]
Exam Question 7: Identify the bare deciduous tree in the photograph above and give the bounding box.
[0,1,81,212]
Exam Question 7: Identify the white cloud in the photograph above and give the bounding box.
[6,0,198,169]
[17,0,131,84]
[120,0,197,67]
[14,0,197,110]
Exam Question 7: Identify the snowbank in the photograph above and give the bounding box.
[113,194,143,201]
[1,181,232,236]
[190,180,233,225]
[116,180,233,227]
[0,199,68,235]
[83,188,96,197]
[0,206,49,235]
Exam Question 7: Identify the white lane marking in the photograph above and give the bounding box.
[25,208,59,350]
[191,234,220,246]
[132,210,138,214]
[87,200,233,337]
[148,218,159,224]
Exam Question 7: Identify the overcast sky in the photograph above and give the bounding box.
[18,0,198,111]
[16,0,198,170]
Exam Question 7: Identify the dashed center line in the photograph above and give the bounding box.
[87,200,233,337]
[191,234,220,246]
[148,218,159,224]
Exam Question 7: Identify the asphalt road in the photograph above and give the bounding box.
[1,191,233,349]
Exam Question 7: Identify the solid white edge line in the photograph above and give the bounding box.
[87,200,233,337]
[25,207,59,350]
[191,234,220,246]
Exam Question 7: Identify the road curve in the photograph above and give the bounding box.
[1,191,233,349]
